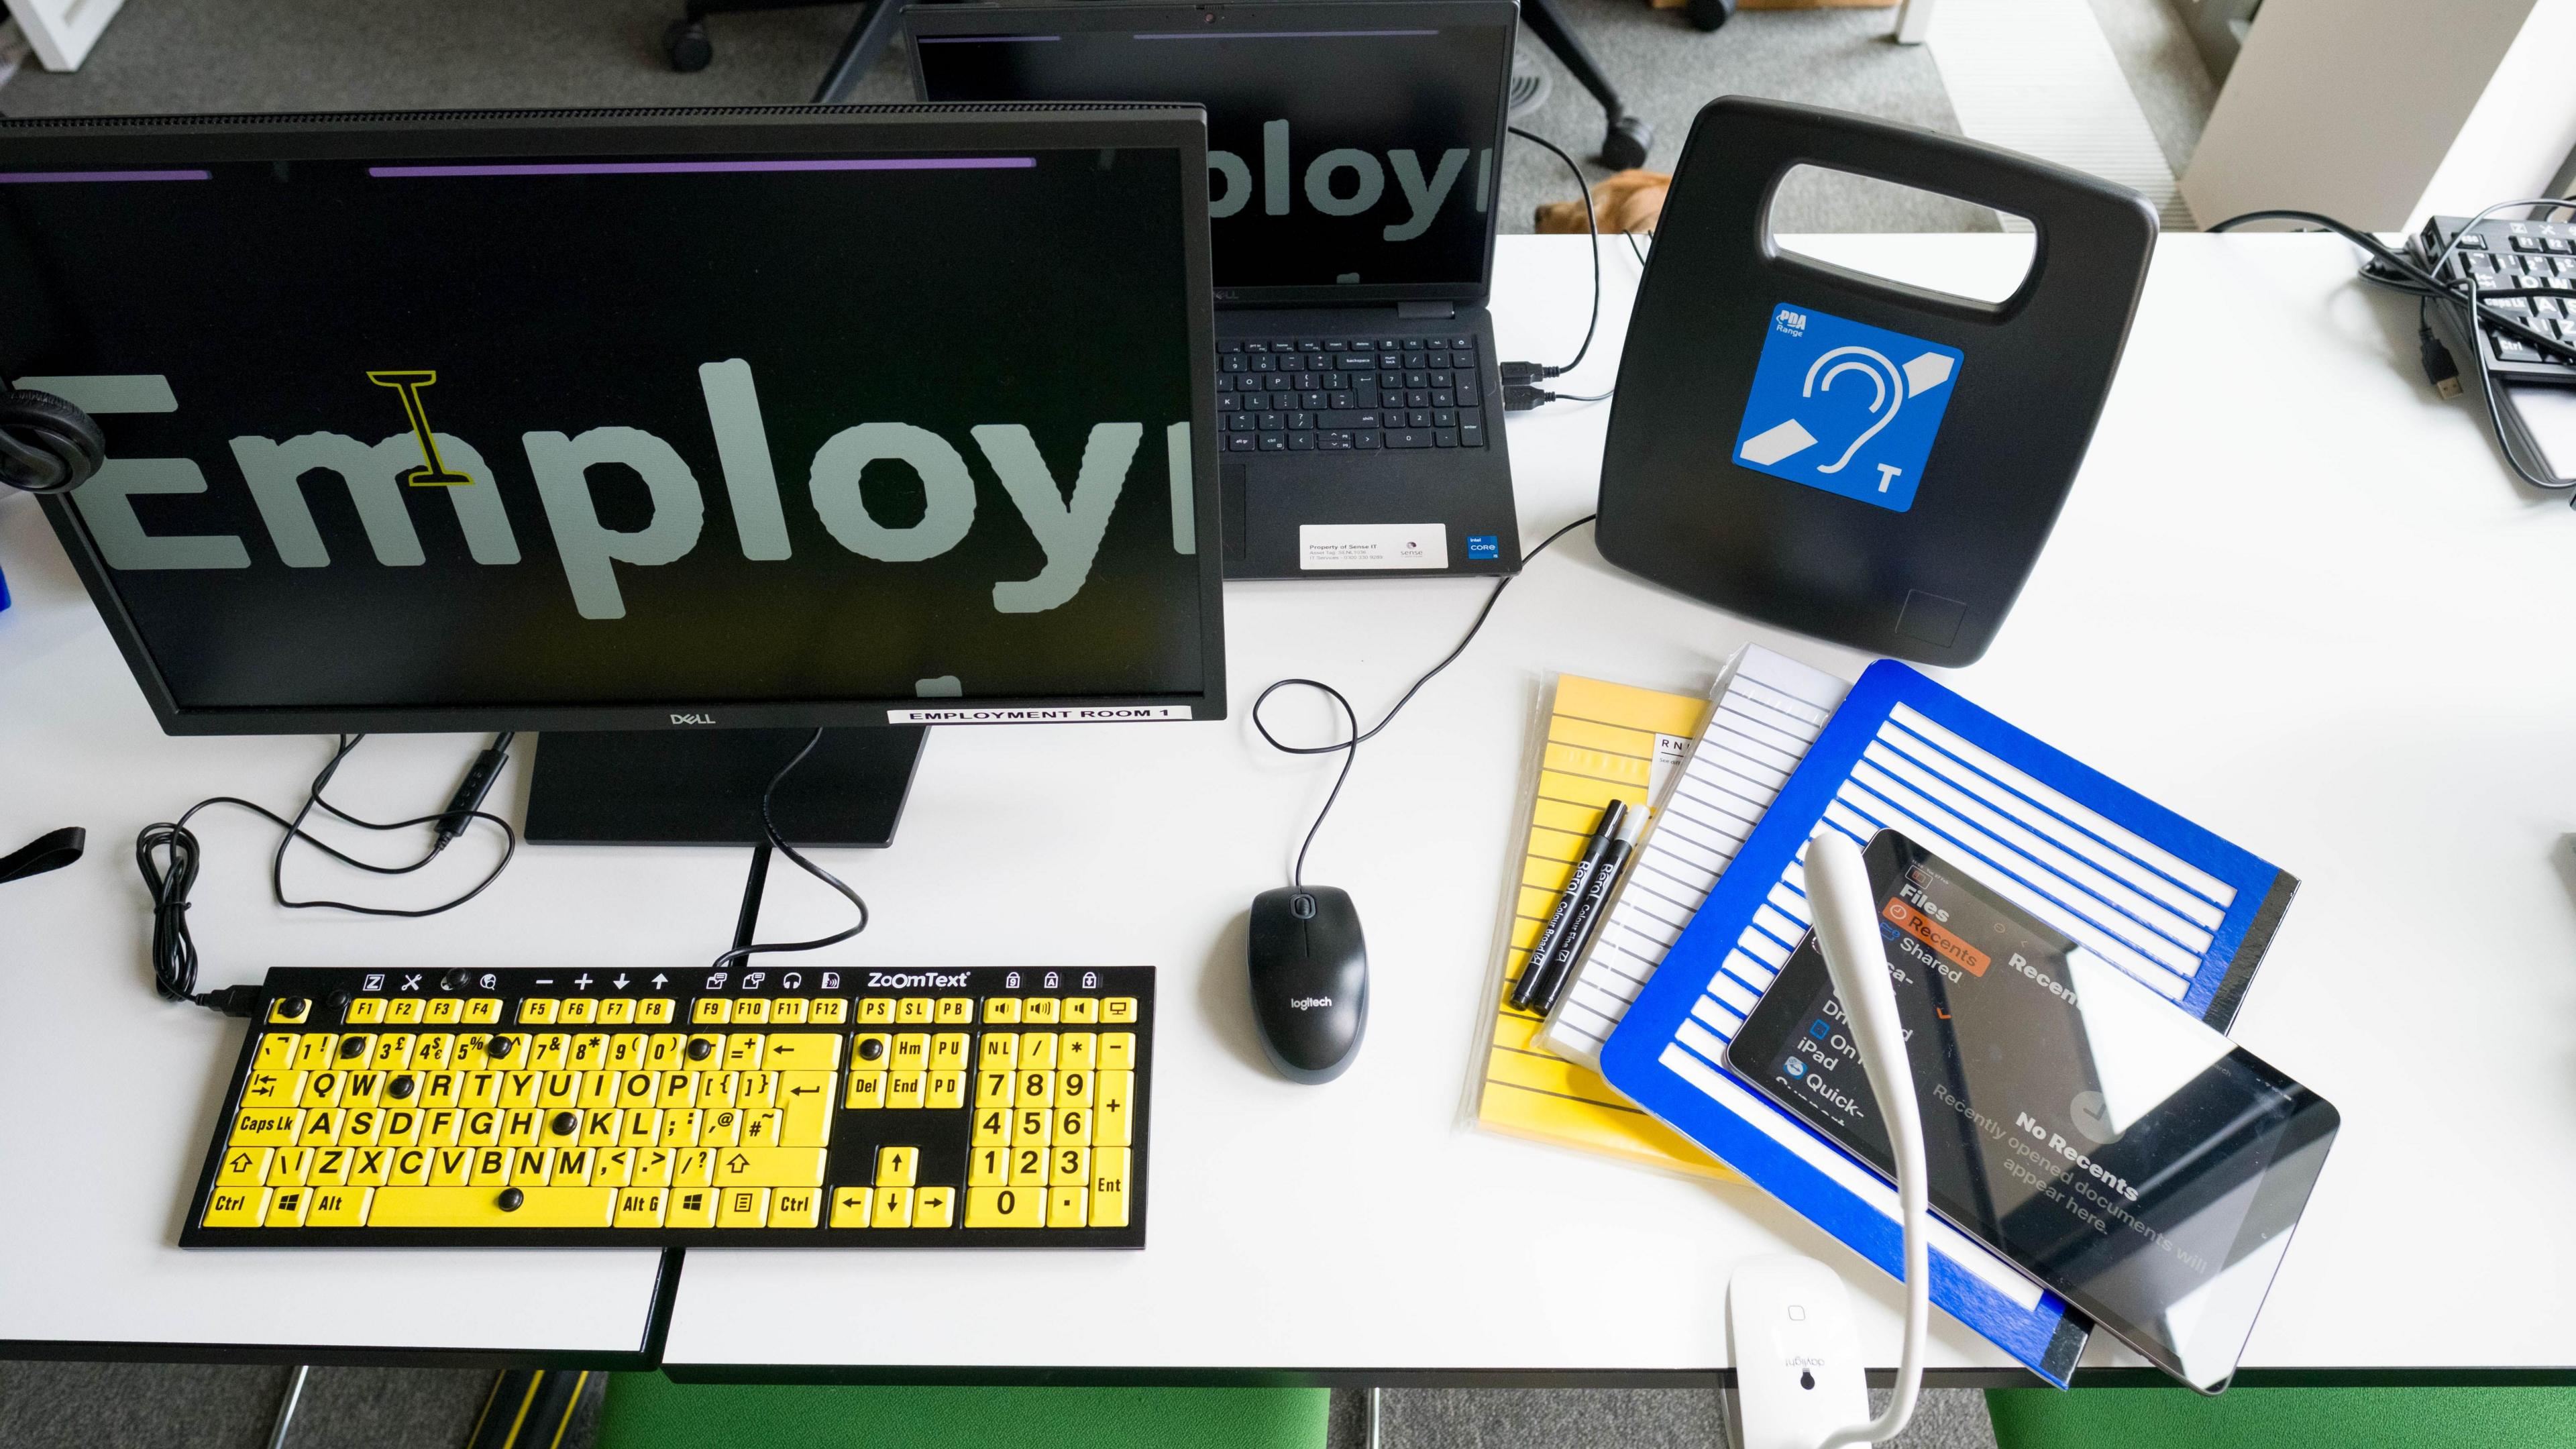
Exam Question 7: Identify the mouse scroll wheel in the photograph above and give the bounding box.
[1289,893,1317,920]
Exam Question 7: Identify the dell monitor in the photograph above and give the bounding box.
[0,105,1224,845]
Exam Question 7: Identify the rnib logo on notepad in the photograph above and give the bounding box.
[1733,303,1963,513]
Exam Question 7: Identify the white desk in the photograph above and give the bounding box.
[6,234,2571,1379]
[656,234,2576,1381]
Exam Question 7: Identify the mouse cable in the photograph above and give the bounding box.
[708,727,871,971]
[1501,125,1605,410]
[2208,201,2576,498]
[135,733,518,1017]
[1254,513,1597,891]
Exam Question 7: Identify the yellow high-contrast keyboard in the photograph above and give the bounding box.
[183,965,1151,1246]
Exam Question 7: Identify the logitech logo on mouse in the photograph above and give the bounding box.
[1288,996,1335,1010]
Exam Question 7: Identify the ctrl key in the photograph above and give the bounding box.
[203,1184,270,1228]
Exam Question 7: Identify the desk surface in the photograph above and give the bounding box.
[5,233,2571,1377]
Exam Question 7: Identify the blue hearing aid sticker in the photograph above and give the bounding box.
[1733,304,1963,513]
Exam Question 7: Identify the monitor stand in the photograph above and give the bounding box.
[523,727,927,847]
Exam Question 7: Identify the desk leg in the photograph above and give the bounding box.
[1368,1385,1383,1449]
[265,1364,308,1449]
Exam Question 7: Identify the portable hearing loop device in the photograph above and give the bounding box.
[0,388,105,496]
[1598,97,2157,666]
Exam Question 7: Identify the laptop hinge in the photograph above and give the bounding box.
[1397,301,1456,319]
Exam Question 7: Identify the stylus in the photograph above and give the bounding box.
[1510,800,1625,1011]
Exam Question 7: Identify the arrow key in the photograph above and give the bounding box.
[830,1186,873,1228]
[218,1147,272,1185]
[709,1146,826,1188]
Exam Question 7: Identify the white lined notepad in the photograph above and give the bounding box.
[1536,646,1849,1069]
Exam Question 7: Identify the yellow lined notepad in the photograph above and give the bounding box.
[1473,674,1739,1180]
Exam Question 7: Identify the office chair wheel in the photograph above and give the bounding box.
[0,388,106,496]
[663,19,714,72]
[1687,0,1736,30]
[1601,115,1653,172]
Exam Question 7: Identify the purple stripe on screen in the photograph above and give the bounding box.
[366,158,1036,178]
[914,34,1063,42]
[0,170,212,184]
[1132,28,1439,38]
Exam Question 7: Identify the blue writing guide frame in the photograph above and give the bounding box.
[1598,661,2298,1386]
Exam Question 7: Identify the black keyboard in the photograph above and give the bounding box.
[1218,333,1489,453]
[2414,214,2576,384]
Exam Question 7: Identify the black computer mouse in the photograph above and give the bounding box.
[1246,885,1369,1083]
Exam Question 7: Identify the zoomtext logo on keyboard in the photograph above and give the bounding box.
[58,362,1194,619]
[1208,121,1491,243]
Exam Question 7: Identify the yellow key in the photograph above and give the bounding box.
[891,1034,930,1070]
[607,1037,646,1073]
[977,1033,1018,1069]
[306,1185,371,1227]
[637,999,675,1025]
[1018,1069,1055,1107]
[872,1185,914,1228]
[1102,998,1138,1024]
[1099,1033,1136,1071]
[254,1034,297,1071]
[1060,1070,1093,1108]
[203,1185,269,1227]
[347,1144,396,1185]
[851,1033,892,1073]
[550,1147,596,1185]
[887,1072,925,1110]
[427,1146,475,1185]
[273,1146,317,1185]
[983,997,1020,1024]
[667,1185,716,1228]
[370,1184,615,1228]
[498,1107,543,1145]
[1018,1034,1058,1070]
[618,1071,658,1109]
[509,1147,553,1183]
[482,1033,532,1069]
[291,1034,337,1071]
[536,1071,581,1109]
[378,1108,423,1147]
[519,998,557,1024]
[684,1033,724,1069]
[1056,1108,1091,1147]
[569,1034,608,1069]
[713,1146,827,1187]
[614,1186,666,1228]
[737,1071,780,1109]
[858,998,894,1024]
[702,1071,739,1108]
[464,998,502,1024]
[341,1071,383,1108]
[297,1109,344,1146]
[240,1069,300,1110]
[963,1185,1044,1228]
[971,1108,1011,1146]
[913,1186,956,1228]
[1048,1185,1087,1228]
[1050,1146,1089,1185]
[633,1147,676,1187]
[264,1185,311,1226]
[674,1147,716,1186]
[267,997,311,1025]
[425,999,462,1025]
[345,998,386,1025]
[935,997,974,1024]
[731,997,769,1024]
[1059,1033,1096,1071]
[829,1186,872,1227]
[779,1072,836,1146]
[644,1034,685,1069]
[808,998,848,1024]
[926,1071,965,1110]
[896,998,932,1025]
[529,1034,570,1071]
[419,1107,464,1144]
[845,1071,887,1109]
[1011,1143,1049,1185]
[1095,1072,1134,1147]
[976,1069,1015,1108]
[1022,998,1060,1024]
[739,1110,782,1147]
[217,1146,271,1185]
[339,1108,382,1148]
[876,1145,918,1188]
[701,1107,743,1146]
[1063,998,1097,1024]
[1014,1108,1051,1145]
[422,1074,462,1110]
[664,1109,706,1146]
[929,1033,969,1069]
[412,1034,454,1071]
[718,1186,769,1227]
[558,998,596,1025]
[593,1146,635,1187]
[468,1147,510,1182]
[598,998,635,1026]
[690,998,730,1025]
[969,1144,1012,1185]
[771,1185,822,1228]
[768,998,807,1025]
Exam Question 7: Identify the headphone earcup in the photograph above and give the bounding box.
[0,389,108,496]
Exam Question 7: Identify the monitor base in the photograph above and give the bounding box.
[523,727,926,847]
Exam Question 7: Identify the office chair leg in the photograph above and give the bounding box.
[266,1364,310,1449]
[1367,1385,1384,1449]
[812,0,910,103]
[1517,0,1654,169]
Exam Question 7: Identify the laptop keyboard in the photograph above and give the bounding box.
[1218,334,1487,453]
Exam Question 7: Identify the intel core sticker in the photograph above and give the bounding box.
[1299,523,1448,570]
[1733,303,1962,513]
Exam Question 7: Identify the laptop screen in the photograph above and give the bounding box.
[912,4,1511,301]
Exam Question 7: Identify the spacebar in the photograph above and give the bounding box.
[369,1185,616,1228]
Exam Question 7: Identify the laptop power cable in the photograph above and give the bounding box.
[1502,125,1611,411]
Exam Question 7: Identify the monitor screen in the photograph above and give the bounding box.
[0,111,1223,732]
[911,3,1511,299]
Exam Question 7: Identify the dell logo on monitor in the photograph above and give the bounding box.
[670,713,718,725]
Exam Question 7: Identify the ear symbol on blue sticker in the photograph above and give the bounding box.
[1733,305,1964,514]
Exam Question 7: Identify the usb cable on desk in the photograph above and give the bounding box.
[1501,125,1617,413]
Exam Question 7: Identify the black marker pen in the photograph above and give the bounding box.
[1529,808,1644,1017]
[1510,799,1627,1012]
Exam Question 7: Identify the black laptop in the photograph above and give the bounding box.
[910,0,1523,579]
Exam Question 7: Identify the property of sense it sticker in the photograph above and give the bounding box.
[1731,303,1963,513]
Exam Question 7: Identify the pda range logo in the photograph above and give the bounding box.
[1731,304,1962,513]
